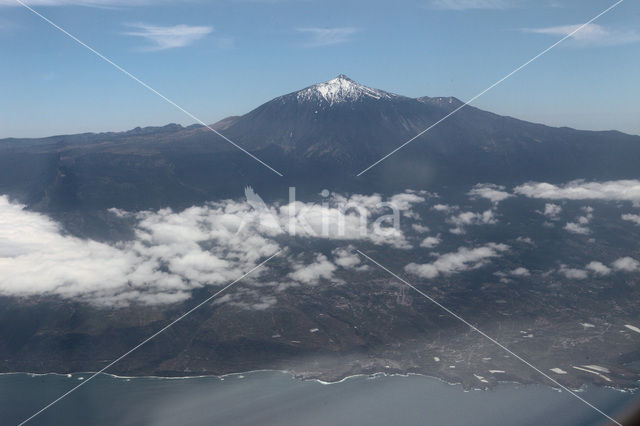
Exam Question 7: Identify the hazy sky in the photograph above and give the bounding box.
[0,0,638,137]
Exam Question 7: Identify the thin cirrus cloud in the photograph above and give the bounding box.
[524,23,640,47]
[296,27,359,47]
[123,23,214,51]
[427,0,514,10]
[0,0,160,6]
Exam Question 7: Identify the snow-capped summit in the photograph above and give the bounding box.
[295,74,399,105]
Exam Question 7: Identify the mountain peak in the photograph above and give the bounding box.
[334,74,353,81]
[295,74,398,106]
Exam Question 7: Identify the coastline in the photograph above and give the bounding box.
[2,369,637,394]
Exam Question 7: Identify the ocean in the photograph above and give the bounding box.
[2,371,637,425]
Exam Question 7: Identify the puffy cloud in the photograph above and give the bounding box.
[432,204,456,213]
[404,243,509,279]
[564,222,590,235]
[468,183,512,204]
[288,254,337,284]
[390,193,424,220]
[514,180,640,204]
[541,203,562,220]
[278,190,423,248]
[555,258,640,280]
[0,190,423,306]
[214,290,277,311]
[558,266,588,280]
[612,257,640,272]
[412,224,430,233]
[558,259,638,279]
[389,193,425,210]
[447,209,496,234]
[420,235,441,249]
[332,246,368,271]
[515,236,535,245]
[622,214,640,225]
[564,206,593,235]
[586,261,611,276]
[510,267,530,277]
[0,196,280,306]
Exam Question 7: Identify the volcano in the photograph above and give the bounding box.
[1,74,639,210]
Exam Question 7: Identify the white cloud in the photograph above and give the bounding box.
[332,246,367,270]
[405,243,509,279]
[412,223,430,233]
[288,254,337,284]
[277,190,423,249]
[612,257,640,272]
[515,236,535,245]
[0,190,423,305]
[123,23,213,51]
[0,0,157,5]
[564,207,593,235]
[0,196,279,306]
[214,289,277,311]
[525,23,640,47]
[558,259,639,279]
[420,235,441,249]
[432,203,457,213]
[558,265,588,280]
[510,267,530,277]
[586,261,611,276]
[468,183,512,204]
[515,180,640,205]
[541,203,562,220]
[296,27,359,47]
[428,0,513,10]
[391,193,424,220]
[447,209,496,234]
[622,214,640,225]
[577,216,590,225]
[389,192,425,210]
[564,222,589,235]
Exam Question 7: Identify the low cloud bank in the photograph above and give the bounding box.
[0,196,278,306]
[405,243,509,279]
[514,180,640,204]
[622,214,640,225]
[468,183,512,204]
[0,191,424,306]
[564,206,594,235]
[558,257,639,279]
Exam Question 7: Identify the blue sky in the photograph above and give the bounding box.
[0,0,638,138]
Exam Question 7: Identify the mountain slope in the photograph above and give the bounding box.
[220,75,640,178]
[1,74,639,211]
